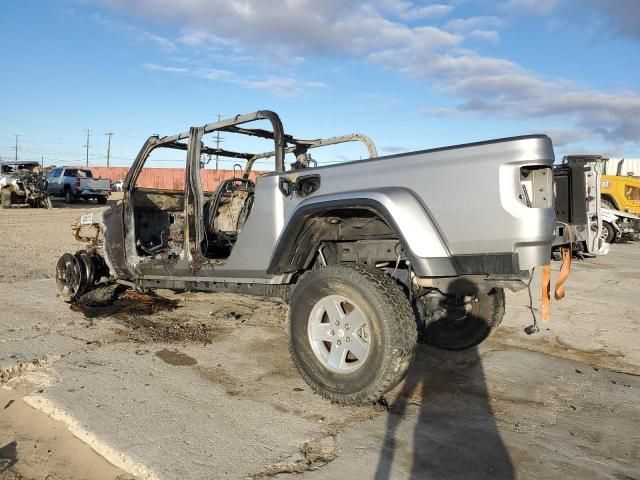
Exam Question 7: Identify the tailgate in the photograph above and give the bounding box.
[80,178,111,190]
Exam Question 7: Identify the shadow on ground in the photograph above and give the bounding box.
[374,345,513,479]
[375,279,513,480]
[0,441,18,474]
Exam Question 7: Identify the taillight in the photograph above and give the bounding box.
[76,178,81,189]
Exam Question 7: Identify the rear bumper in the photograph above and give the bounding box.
[412,245,551,279]
[78,189,110,197]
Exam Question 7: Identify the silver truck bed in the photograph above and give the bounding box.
[222,135,555,278]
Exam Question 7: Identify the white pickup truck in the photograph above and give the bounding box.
[46,167,111,204]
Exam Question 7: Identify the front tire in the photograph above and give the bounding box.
[289,264,417,405]
[601,221,616,243]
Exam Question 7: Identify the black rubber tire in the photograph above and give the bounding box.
[1,189,11,209]
[289,264,417,405]
[75,284,124,307]
[421,288,505,350]
[64,189,75,204]
[97,196,108,205]
[602,221,616,244]
[601,197,616,210]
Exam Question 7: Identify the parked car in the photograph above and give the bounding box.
[601,208,640,243]
[46,167,111,204]
[55,110,556,405]
[0,161,51,209]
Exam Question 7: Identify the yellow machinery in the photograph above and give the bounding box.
[563,155,640,215]
[599,157,640,214]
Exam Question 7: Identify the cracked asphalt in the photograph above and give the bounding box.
[1,200,639,479]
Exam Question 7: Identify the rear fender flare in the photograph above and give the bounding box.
[266,188,457,276]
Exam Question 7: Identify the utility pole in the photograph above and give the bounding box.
[13,134,20,161]
[83,130,90,167]
[215,114,223,170]
[105,132,113,167]
[41,155,44,169]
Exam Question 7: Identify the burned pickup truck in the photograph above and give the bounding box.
[55,111,555,404]
[0,161,52,209]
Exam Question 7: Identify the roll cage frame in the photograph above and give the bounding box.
[121,110,378,266]
[123,110,377,190]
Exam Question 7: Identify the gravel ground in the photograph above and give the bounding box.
[1,198,639,479]
[0,196,122,283]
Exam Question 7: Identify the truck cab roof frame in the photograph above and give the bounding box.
[126,110,378,182]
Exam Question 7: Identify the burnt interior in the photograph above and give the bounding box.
[126,111,378,265]
[132,189,186,259]
[131,161,258,262]
[202,177,255,259]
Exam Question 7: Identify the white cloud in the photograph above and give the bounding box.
[468,29,500,42]
[581,0,640,42]
[143,63,188,73]
[143,63,326,96]
[99,0,640,146]
[504,0,640,42]
[177,31,233,47]
[543,127,594,147]
[99,0,459,55]
[399,4,454,20]
[424,66,640,144]
[93,13,176,51]
[444,16,502,32]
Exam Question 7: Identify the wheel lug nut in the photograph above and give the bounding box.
[345,324,350,330]
[337,340,341,345]
[335,320,340,326]
[329,330,334,336]
[346,337,351,342]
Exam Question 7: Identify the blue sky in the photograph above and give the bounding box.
[1,0,639,169]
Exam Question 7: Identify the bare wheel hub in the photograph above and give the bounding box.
[55,252,86,302]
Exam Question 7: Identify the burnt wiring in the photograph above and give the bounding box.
[388,240,404,277]
[524,267,539,335]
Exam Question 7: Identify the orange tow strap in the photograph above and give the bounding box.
[541,221,573,321]
[541,265,551,322]
[555,245,572,300]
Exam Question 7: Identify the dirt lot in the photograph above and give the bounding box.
[1,198,639,480]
